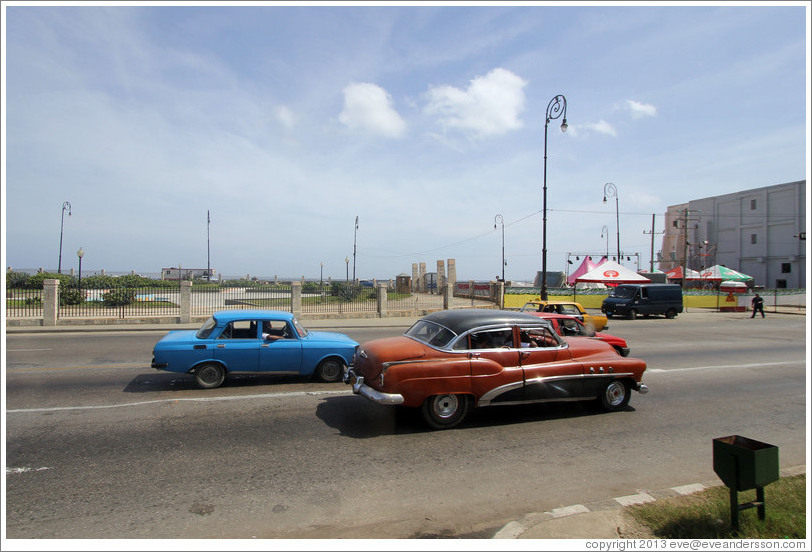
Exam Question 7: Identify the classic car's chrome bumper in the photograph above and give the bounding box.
[636,383,649,394]
[344,368,404,406]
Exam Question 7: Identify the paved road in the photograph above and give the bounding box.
[4,312,808,540]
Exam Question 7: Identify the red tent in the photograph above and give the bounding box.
[567,256,604,285]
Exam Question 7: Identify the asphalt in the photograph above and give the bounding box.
[5,311,807,539]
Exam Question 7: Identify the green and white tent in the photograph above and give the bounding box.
[696,265,753,282]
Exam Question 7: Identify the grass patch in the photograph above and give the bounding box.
[626,474,806,539]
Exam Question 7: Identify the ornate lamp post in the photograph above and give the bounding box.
[77,247,84,288]
[603,183,620,261]
[58,201,71,273]
[541,95,567,300]
[494,214,505,282]
[353,216,359,283]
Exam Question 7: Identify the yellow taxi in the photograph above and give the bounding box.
[519,300,609,332]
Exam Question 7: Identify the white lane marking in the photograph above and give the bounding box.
[6,467,53,474]
[6,389,352,414]
[647,360,801,373]
[7,348,53,352]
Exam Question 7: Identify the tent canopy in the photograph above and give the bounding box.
[575,260,651,284]
[696,265,753,281]
[566,256,605,285]
[665,266,701,280]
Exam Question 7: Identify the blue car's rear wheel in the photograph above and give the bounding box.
[195,363,225,389]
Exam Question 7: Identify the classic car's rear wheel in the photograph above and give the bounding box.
[315,358,344,383]
[195,363,226,389]
[599,380,631,412]
[421,394,470,429]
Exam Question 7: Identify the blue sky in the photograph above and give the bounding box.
[2,1,809,282]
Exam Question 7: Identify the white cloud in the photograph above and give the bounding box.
[338,82,407,138]
[627,99,657,119]
[274,105,297,130]
[569,119,618,138]
[423,67,527,138]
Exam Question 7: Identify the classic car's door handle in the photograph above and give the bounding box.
[217,344,225,349]
[468,352,481,359]
[193,345,206,350]
[519,351,531,359]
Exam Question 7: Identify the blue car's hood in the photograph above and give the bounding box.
[303,331,358,346]
[155,330,199,345]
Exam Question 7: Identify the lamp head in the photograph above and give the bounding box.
[77,247,84,259]
[560,118,568,133]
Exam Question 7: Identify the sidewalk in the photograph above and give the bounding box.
[493,464,806,539]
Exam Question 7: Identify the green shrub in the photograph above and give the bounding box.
[6,271,32,289]
[60,288,84,306]
[103,288,136,306]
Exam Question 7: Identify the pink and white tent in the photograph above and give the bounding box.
[567,256,604,285]
[576,260,651,285]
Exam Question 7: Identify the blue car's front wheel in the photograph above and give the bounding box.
[315,358,344,383]
[195,363,226,389]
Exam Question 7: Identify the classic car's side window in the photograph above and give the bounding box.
[519,326,560,348]
[468,328,513,349]
[559,319,581,336]
[560,305,580,317]
[217,320,257,340]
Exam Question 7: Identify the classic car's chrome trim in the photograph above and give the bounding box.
[478,381,525,405]
[382,359,437,369]
[636,383,649,394]
[352,378,404,405]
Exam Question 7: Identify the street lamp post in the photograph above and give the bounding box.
[320,262,324,286]
[601,225,609,259]
[603,183,620,261]
[77,247,84,288]
[345,257,349,282]
[494,214,505,282]
[541,95,567,300]
[58,201,71,273]
[353,216,359,283]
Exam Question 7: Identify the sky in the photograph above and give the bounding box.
[2,1,809,283]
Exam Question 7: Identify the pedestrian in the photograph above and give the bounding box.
[751,293,765,318]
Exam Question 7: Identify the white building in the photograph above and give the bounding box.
[660,181,806,288]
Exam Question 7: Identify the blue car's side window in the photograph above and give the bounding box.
[217,320,258,340]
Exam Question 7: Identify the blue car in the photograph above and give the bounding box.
[151,310,358,389]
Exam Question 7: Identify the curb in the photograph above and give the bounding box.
[493,464,806,539]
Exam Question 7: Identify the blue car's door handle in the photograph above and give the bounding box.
[194,345,206,350]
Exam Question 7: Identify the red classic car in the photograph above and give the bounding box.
[344,309,648,429]
[531,312,630,357]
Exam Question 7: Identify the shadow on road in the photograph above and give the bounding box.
[122,371,313,393]
[316,394,633,438]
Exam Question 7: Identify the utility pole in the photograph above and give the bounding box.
[642,214,665,272]
[673,208,701,288]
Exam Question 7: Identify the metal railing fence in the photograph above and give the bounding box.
[300,283,377,315]
[191,285,293,316]
[58,286,181,319]
[5,287,44,318]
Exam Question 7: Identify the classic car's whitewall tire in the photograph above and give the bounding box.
[599,380,631,412]
[194,363,226,389]
[315,358,344,383]
[421,394,470,429]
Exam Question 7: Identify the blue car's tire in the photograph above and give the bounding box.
[315,358,344,383]
[195,363,225,389]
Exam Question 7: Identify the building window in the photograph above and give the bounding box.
[781,263,791,274]
[776,279,787,289]
[750,199,757,210]
[750,233,757,244]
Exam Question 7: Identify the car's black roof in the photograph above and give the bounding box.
[420,308,551,335]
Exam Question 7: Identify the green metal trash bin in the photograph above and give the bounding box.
[712,435,779,531]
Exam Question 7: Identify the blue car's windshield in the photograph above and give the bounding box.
[196,317,217,339]
[292,316,308,338]
[404,320,457,349]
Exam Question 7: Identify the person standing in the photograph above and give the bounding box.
[751,293,765,318]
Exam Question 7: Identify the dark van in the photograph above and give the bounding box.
[601,283,683,320]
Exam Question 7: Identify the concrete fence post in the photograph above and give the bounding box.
[291,281,302,318]
[443,282,452,310]
[495,281,505,309]
[43,279,59,326]
[180,280,192,323]
[377,283,387,318]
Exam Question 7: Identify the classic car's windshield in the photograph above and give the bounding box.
[196,316,218,339]
[609,286,636,299]
[404,320,457,348]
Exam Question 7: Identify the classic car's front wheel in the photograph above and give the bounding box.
[315,358,344,383]
[599,380,631,412]
[194,363,226,389]
[421,394,470,429]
